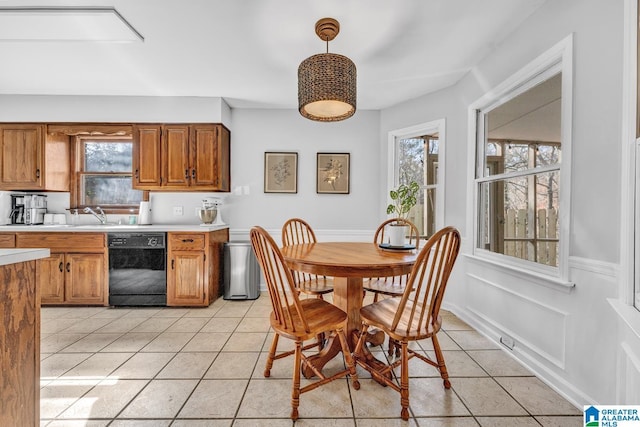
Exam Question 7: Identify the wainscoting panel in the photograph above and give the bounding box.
[466,273,568,368]
[620,342,640,404]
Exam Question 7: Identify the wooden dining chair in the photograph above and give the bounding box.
[354,226,461,421]
[250,226,360,420]
[282,218,333,300]
[364,218,421,303]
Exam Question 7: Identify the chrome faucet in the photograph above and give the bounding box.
[83,206,107,224]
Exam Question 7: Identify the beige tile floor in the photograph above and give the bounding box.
[40,293,582,426]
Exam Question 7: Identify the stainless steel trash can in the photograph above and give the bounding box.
[223,241,261,300]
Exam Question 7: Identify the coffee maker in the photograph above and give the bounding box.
[10,193,47,225]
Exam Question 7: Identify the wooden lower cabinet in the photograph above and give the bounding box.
[169,250,206,305]
[10,228,227,307]
[65,253,106,304]
[38,253,65,303]
[38,252,106,305]
[167,229,228,307]
[16,233,107,306]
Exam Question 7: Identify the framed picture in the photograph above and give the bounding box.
[317,153,350,194]
[264,152,298,193]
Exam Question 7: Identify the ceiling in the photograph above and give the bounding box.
[0,0,548,111]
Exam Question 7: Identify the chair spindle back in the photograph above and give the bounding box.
[251,226,310,334]
[282,218,321,285]
[374,218,421,249]
[282,218,317,246]
[371,218,421,286]
[391,226,461,336]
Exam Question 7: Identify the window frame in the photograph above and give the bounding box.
[387,118,446,238]
[467,34,574,283]
[71,135,142,213]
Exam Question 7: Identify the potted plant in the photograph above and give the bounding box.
[386,181,420,246]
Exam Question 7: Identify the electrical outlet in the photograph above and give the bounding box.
[500,335,515,350]
[173,206,183,216]
[195,207,200,216]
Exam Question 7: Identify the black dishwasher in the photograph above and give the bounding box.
[108,233,167,306]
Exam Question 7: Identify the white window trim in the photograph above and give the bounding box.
[387,118,446,231]
[466,34,574,284]
[616,0,640,325]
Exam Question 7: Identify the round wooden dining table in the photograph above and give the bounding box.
[280,241,417,377]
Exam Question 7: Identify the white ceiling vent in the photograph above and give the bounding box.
[0,7,143,42]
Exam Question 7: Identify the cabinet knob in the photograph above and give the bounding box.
[185,169,189,180]
[135,169,139,180]
[66,262,71,273]
[182,238,194,243]
[171,259,175,269]
[191,169,196,179]
[36,168,40,178]
[59,262,63,272]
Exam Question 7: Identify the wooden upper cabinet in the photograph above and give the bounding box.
[132,124,162,188]
[192,124,230,190]
[132,123,230,191]
[163,125,190,187]
[0,124,42,188]
[0,124,69,191]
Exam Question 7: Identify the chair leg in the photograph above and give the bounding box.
[432,334,451,389]
[264,333,279,377]
[336,327,360,390]
[291,341,302,420]
[353,324,369,358]
[387,336,401,357]
[400,340,410,421]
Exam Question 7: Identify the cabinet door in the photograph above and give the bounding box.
[191,124,230,190]
[167,251,205,306]
[0,124,44,189]
[216,125,231,191]
[163,125,190,187]
[65,253,106,305]
[190,124,218,188]
[38,253,65,304]
[132,124,162,189]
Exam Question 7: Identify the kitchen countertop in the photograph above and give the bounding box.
[0,248,50,266]
[0,224,229,232]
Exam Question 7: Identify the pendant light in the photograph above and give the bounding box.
[298,18,357,122]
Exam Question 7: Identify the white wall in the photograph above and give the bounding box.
[226,108,382,240]
[379,0,632,407]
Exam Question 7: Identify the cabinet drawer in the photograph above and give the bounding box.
[0,233,16,248]
[169,233,205,250]
[17,233,105,251]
